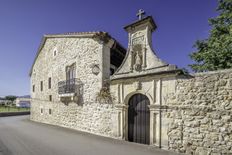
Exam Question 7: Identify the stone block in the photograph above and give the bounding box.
[190,133,204,140]
[217,80,227,87]
[195,147,209,155]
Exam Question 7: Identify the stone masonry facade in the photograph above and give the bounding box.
[166,69,232,154]
[30,33,118,138]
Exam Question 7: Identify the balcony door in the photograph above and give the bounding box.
[66,64,76,93]
[66,64,76,81]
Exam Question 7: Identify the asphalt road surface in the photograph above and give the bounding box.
[0,116,180,155]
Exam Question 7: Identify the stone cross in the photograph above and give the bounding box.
[136,9,145,20]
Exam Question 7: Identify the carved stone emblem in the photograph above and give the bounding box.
[91,64,100,75]
[132,35,144,45]
[135,81,142,90]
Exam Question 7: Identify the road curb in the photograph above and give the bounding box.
[0,112,30,117]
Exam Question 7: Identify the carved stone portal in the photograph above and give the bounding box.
[132,44,143,72]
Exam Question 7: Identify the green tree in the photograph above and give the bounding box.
[5,95,17,102]
[189,0,232,72]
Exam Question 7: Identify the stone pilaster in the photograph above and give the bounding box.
[115,104,128,139]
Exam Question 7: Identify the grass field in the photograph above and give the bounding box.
[0,106,30,113]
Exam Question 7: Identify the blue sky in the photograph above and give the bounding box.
[0,0,218,96]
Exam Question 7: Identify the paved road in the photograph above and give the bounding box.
[0,116,180,155]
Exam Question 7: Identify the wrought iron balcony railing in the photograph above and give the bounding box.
[58,78,82,95]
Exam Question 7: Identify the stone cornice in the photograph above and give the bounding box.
[111,68,184,81]
[124,16,157,32]
[115,104,128,110]
[148,104,168,112]
[92,32,112,44]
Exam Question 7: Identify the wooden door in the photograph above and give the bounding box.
[128,94,150,144]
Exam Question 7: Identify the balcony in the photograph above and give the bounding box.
[58,78,82,101]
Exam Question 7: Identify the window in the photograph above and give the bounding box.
[53,48,57,56]
[48,77,51,89]
[32,85,35,92]
[49,109,52,115]
[40,81,43,91]
[49,95,52,101]
[40,108,43,114]
[66,63,76,81]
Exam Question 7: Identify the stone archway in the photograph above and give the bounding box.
[128,93,150,145]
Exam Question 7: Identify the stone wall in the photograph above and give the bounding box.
[30,35,116,138]
[30,100,115,137]
[167,69,232,154]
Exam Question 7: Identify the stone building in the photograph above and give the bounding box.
[30,11,232,155]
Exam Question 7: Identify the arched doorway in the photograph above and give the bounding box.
[128,93,150,144]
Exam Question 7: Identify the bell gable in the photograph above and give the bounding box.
[112,15,180,80]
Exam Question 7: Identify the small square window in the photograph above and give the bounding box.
[32,85,35,92]
[49,109,52,115]
[53,48,58,57]
[49,95,52,101]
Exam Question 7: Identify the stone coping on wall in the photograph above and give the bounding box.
[190,68,232,77]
